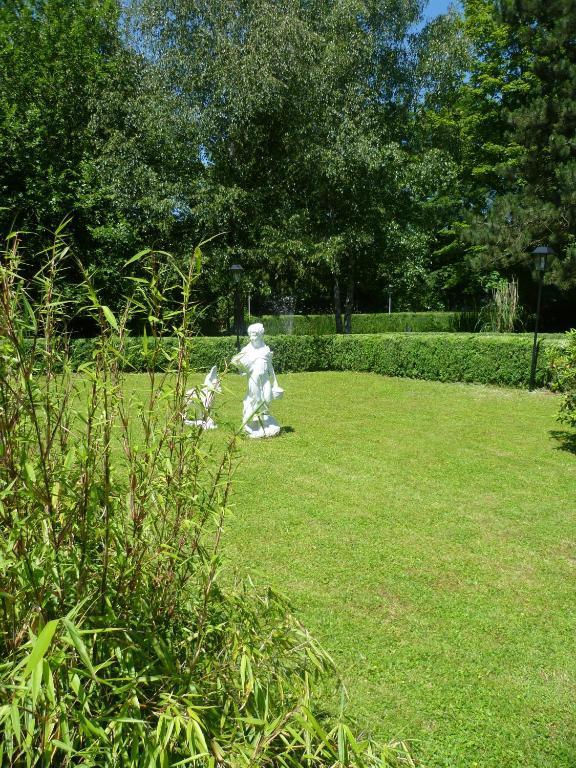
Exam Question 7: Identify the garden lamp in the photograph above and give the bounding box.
[533,246,552,274]
[230,264,244,352]
[529,245,554,390]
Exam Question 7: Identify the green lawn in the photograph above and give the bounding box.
[208,372,576,768]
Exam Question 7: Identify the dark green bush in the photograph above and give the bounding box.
[67,333,562,387]
[324,333,559,387]
[251,311,479,335]
[547,329,576,425]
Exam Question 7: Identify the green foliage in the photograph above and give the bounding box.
[271,332,565,387]
[3,0,576,322]
[477,276,522,332]
[323,333,558,387]
[67,335,238,373]
[0,0,202,316]
[65,332,561,387]
[0,0,119,234]
[548,329,576,426]
[0,231,410,766]
[129,0,467,320]
[251,312,479,335]
[459,0,576,285]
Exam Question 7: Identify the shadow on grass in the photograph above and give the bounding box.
[281,426,295,435]
[549,430,576,455]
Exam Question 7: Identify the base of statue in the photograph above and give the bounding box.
[184,417,217,430]
[244,414,281,439]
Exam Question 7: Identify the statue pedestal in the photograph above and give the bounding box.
[244,414,281,439]
[184,417,217,430]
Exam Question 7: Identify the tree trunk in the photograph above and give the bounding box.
[333,277,343,333]
[344,275,354,334]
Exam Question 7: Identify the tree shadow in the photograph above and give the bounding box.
[549,430,576,455]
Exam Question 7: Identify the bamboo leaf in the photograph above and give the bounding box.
[10,703,21,745]
[30,659,43,705]
[21,294,38,333]
[238,717,266,726]
[64,447,76,470]
[196,232,226,249]
[51,739,74,754]
[44,660,55,704]
[191,720,208,753]
[24,461,36,484]
[23,619,58,677]
[62,617,96,678]
[125,248,153,267]
[338,723,348,766]
[78,712,108,740]
[102,305,119,331]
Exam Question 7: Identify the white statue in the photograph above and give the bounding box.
[231,323,283,438]
[183,365,221,430]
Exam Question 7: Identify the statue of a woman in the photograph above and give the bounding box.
[231,323,283,438]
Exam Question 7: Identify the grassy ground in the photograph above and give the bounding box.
[203,372,576,768]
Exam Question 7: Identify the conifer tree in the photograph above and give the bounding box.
[465,0,576,286]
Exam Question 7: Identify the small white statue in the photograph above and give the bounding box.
[231,323,284,438]
[184,365,222,430]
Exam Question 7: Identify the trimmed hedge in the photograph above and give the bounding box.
[250,312,479,335]
[64,333,564,388]
[267,334,562,387]
[66,336,237,372]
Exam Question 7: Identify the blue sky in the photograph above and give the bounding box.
[424,0,462,20]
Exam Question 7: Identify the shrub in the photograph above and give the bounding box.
[0,233,410,767]
[323,333,559,388]
[548,329,576,426]
[251,312,478,335]
[63,332,562,388]
[68,336,240,373]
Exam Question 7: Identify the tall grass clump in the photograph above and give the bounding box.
[0,228,411,767]
[478,277,521,333]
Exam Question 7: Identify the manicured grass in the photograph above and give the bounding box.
[207,372,576,768]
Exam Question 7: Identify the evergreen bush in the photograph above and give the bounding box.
[547,329,576,425]
[67,333,562,388]
[324,333,558,387]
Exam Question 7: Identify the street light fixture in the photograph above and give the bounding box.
[230,263,244,352]
[529,245,554,390]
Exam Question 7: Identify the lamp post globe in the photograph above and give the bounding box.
[533,245,553,273]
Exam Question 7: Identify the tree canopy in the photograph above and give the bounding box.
[1,0,574,330]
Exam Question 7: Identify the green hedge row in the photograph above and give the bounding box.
[249,312,479,335]
[65,336,238,372]
[267,334,563,387]
[64,333,565,388]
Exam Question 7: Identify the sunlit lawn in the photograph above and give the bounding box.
[203,371,576,768]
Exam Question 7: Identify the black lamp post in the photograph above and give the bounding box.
[230,263,244,352]
[529,245,554,390]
